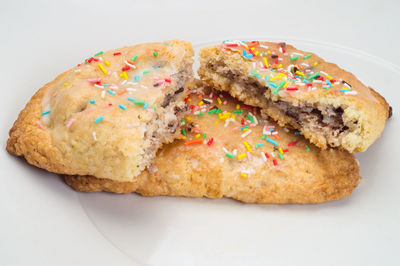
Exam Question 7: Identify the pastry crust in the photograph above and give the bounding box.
[64,85,360,204]
[7,40,194,182]
[198,41,390,152]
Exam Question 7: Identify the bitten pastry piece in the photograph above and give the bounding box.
[64,85,360,204]
[7,40,194,182]
[198,41,391,153]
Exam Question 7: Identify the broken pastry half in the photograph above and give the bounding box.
[64,83,360,204]
[198,41,391,153]
[7,40,194,182]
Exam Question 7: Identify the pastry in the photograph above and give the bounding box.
[198,41,391,152]
[64,83,360,204]
[7,40,194,182]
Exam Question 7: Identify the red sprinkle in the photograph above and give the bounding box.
[207,138,214,146]
[113,52,121,56]
[164,78,171,83]
[88,57,94,63]
[93,58,99,62]
[241,119,245,125]
[225,44,238,47]
[122,66,130,71]
[273,159,278,166]
[288,141,297,146]
[283,149,289,153]
[286,87,298,91]
[264,152,270,159]
[108,103,113,106]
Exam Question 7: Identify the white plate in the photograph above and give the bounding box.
[2,38,400,266]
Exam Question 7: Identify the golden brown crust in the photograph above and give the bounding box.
[64,86,360,204]
[7,40,194,181]
[198,41,390,153]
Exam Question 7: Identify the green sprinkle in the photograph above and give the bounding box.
[152,105,156,110]
[225,153,235,158]
[143,70,150,75]
[278,153,284,159]
[290,56,298,61]
[41,110,51,116]
[247,114,254,123]
[303,54,311,59]
[153,52,158,57]
[305,145,311,151]
[255,143,265,149]
[203,133,206,139]
[197,112,204,116]
[181,129,187,136]
[131,55,138,61]
[273,81,285,95]
[208,109,217,114]
[94,116,104,124]
[323,86,329,90]
[250,72,260,78]
[215,108,221,114]
[180,118,186,123]
[233,110,243,114]
[134,100,145,105]
[119,104,126,110]
[94,51,103,56]
[261,134,267,140]
[308,72,320,80]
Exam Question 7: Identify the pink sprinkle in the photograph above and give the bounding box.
[37,122,44,129]
[232,127,239,132]
[66,118,76,128]
[246,151,251,160]
[147,108,154,114]
[223,100,227,105]
[87,78,101,84]
[52,92,57,97]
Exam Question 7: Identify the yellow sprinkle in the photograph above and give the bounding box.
[188,98,192,102]
[279,73,287,77]
[63,83,68,86]
[295,71,305,76]
[314,61,318,66]
[217,97,222,104]
[283,81,290,88]
[279,147,284,154]
[254,51,259,56]
[251,47,255,51]
[243,128,249,132]
[98,63,107,74]
[278,64,283,68]
[243,141,252,152]
[195,134,201,138]
[105,60,111,66]
[238,153,247,160]
[214,120,219,124]
[198,101,204,106]
[218,112,231,120]
[263,57,269,68]
[236,104,240,110]
[231,114,236,119]
[267,50,271,54]
[182,136,187,140]
[270,76,282,81]
[186,117,192,121]
[325,74,333,80]
[122,71,129,80]
[240,173,247,178]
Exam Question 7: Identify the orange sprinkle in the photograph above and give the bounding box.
[184,139,203,146]
[117,89,127,95]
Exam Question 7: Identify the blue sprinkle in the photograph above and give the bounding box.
[103,84,109,87]
[119,104,127,110]
[340,89,349,92]
[107,89,116,95]
[143,102,148,109]
[134,75,140,82]
[164,42,171,45]
[264,75,269,81]
[303,79,310,84]
[127,97,136,102]
[255,143,265,148]
[326,79,333,87]
[295,131,301,135]
[41,110,51,116]
[242,50,247,56]
[245,54,253,59]
[269,128,274,131]
[241,126,249,131]
[90,100,96,104]
[265,138,278,146]
[94,116,104,124]
[268,82,277,88]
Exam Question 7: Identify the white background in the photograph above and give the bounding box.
[1,1,399,265]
